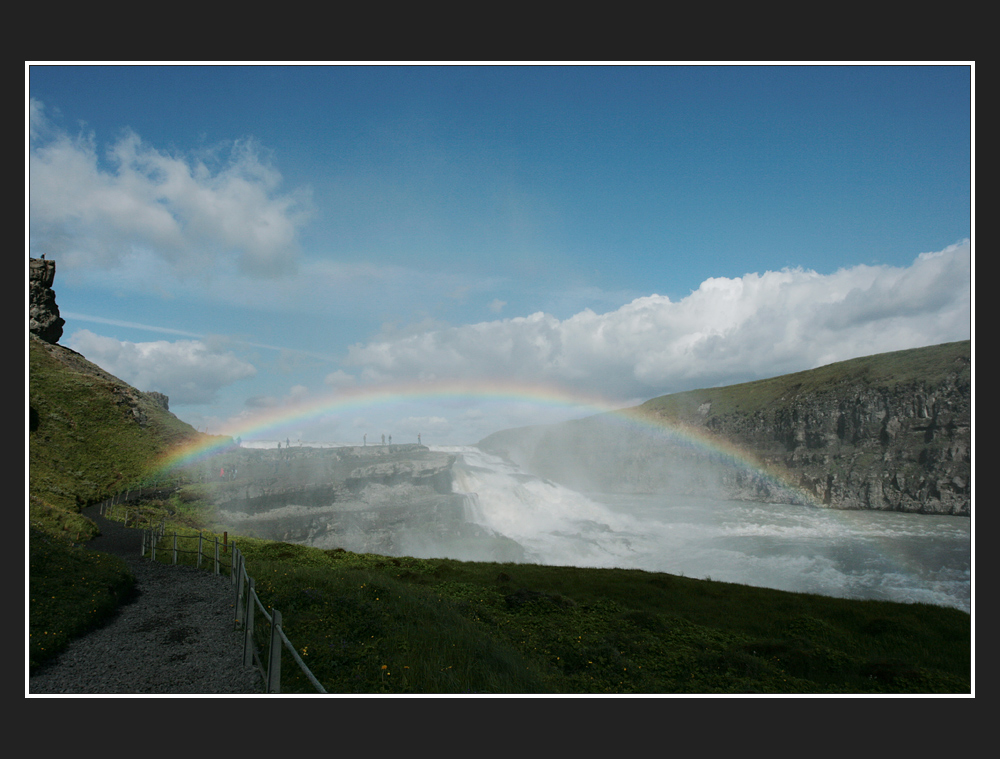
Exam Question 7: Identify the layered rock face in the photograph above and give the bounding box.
[199,445,524,561]
[702,366,970,514]
[480,341,971,516]
[29,258,65,344]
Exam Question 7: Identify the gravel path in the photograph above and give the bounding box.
[29,506,263,695]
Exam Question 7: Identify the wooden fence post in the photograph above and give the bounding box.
[243,577,256,667]
[267,608,282,694]
[122,517,323,693]
[235,551,245,623]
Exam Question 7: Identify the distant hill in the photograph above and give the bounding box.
[28,334,209,538]
[479,341,971,515]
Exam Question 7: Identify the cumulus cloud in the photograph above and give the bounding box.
[67,329,257,405]
[324,369,357,388]
[344,241,972,400]
[28,98,310,277]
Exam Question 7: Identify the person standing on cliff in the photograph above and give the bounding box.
[364,433,367,446]
[381,434,385,445]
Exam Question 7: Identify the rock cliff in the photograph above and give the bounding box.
[479,341,972,516]
[194,444,524,562]
[29,257,65,344]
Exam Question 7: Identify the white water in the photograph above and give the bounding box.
[439,446,972,613]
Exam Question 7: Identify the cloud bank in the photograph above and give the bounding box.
[67,329,257,405]
[345,240,971,401]
[29,98,310,277]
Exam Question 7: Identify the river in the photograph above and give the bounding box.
[442,446,972,613]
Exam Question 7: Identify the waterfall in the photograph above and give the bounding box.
[437,445,643,567]
[460,491,486,525]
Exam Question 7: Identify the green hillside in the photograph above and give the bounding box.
[28,334,206,541]
[635,340,972,421]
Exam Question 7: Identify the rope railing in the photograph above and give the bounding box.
[142,527,232,575]
[94,488,327,693]
[132,520,326,693]
[230,545,327,693]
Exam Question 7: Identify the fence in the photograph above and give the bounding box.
[96,486,175,520]
[97,498,165,531]
[97,494,327,694]
[141,524,231,575]
[230,545,327,694]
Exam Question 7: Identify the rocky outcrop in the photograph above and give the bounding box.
[29,257,65,344]
[480,341,972,516]
[31,335,173,431]
[147,392,170,412]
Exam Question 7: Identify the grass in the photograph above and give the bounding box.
[636,339,971,421]
[28,470,971,693]
[28,529,135,671]
[28,336,203,527]
[104,510,969,694]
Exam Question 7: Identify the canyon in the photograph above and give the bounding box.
[479,341,972,516]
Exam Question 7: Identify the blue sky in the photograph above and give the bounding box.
[27,64,973,445]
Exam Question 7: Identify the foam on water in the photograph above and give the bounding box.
[438,446,971,612]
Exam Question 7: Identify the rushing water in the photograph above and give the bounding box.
[442,446,972,613]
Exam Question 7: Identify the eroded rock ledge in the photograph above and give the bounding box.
[188,445,524,562]
[29,257,65,344]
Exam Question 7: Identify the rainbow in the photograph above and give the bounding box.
[153,379,621,470]
[151,378,823,506]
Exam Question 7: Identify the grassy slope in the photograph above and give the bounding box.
[117,528,969,694]
[634,339,971,421]
[29,528,135,671]
[28,335,205,671]
[28,335,204,539]
[28,338,972,692]
[196,537,970,694]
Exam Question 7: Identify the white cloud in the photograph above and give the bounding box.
[67,329,257,405]
[488,298,507,313]
[324,369,357,388]
[344,241,972,400]
[29,98,310,277]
